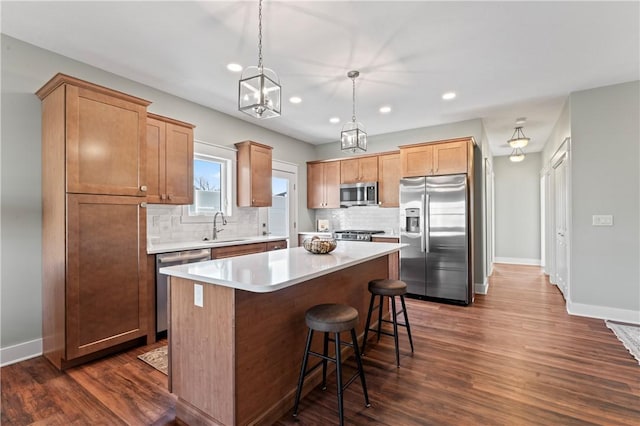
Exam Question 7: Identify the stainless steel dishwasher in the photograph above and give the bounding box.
[156,249,211,336]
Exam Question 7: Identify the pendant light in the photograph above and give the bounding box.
[238,0,281,119]
[341,70,367,153]
[508,126,530,149]
[508,125,529,162]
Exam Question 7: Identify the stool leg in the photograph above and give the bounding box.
[390,295,400,367]
[293,328,314,417]
[350,328,371,408]
[400,295,414,352]
[361,293,375,354]
[321,332,329,390]
[335,332,344,426]
[376,294,384,342]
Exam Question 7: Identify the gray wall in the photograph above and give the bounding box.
[569,81,639,312]
[493,153,542,262]
[0,35,317,348]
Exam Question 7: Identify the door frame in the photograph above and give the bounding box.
[549,137,571,301]
[264,159,298,246]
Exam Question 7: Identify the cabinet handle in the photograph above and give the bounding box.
[140,185,147,192]
[167,194,172,200]
[140,202,147,208]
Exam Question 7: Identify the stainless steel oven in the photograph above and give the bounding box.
[155,248,211,336]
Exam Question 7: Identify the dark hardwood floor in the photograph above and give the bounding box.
[2,264,638,425]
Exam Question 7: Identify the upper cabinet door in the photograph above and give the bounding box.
[378,153,400,207]
[66,85,147,196]
[164,122,194,204]
[340,156,378,184]
[432,141,467,175]
[323,161,341,208]
[236,141,273,207]
[401,144,433,177]
[145,117,166,204]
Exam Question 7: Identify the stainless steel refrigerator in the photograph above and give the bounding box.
[399,174,470,304]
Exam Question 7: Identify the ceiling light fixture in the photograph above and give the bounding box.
[289,96,301,104]
[227,63,243,72]
[329,117,340,124]
[379,106,391,114]
[238,0,281,119]
[442,91,456,100]
[508,126,530,149]
[508,125,528,162]
[341,70,367,153]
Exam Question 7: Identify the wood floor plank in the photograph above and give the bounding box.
[2,264,639,425]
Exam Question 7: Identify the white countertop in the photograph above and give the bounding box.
[159,241,404,293]
[147,235,288,254]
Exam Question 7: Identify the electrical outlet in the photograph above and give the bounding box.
[194,283,203,307]
[592,215,613,226]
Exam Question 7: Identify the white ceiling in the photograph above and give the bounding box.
[3,1,639,156]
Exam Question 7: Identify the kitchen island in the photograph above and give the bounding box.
[160,241,403,426]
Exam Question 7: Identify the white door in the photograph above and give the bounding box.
[267,162,298,246]
[551,138,570,299]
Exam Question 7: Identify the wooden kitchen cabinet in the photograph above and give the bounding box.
[400,139,469,177]
[37,74,151,369]
[377,152,400,207]
[340,155,378,184]
[146,113,195,205]
[66,194,148,360]
[236,141,273,207]
[37,73,149,196]
[307,161,340,208]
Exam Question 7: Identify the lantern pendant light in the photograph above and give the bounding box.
[341,70,367,153]
[238,0,281,119]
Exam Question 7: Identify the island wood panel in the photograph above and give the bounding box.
[234,256,389,426]
[41,84,67,369]
[371,237,399,280]
[170,277,235,426]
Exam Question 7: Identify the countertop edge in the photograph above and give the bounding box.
[160,243,405,293]
[147,235,288,254]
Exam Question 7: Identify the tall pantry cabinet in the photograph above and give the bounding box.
[37,74,151,369]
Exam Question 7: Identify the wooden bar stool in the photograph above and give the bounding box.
[293,303,370,426]
[361,279,414,367]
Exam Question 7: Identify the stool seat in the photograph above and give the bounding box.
[368,279,407,296]
[305,303,359,333]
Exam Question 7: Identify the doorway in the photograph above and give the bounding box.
[267,161,298,246]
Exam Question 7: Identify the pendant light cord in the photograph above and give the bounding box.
[258,0,263,70]
[351,76,356,122]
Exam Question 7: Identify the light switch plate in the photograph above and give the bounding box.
[592,215,613,226]
[194,283,203,307]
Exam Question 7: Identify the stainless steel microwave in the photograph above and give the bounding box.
[339,182,378,207]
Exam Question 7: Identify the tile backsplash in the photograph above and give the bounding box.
[314,206,399,234]
[147,204,261,245]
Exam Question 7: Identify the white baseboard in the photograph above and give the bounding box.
[1,338,43,367]
[567,301,640,325]
[474,279,489,295]
[494,257,541,266]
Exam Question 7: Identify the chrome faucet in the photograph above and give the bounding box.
[212,211,227,240]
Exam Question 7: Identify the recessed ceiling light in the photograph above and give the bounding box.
[226,63,243,72]
[379,106,392,114]
[289,96,302,104]
[329,117,340,124]
[442,92,456,100]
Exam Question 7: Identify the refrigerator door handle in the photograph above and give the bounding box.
[420,194,427,252]
[424,194,430,253]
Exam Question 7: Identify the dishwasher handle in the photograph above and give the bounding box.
[158,250,211,264]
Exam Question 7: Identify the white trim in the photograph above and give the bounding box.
[474,278,489,295]
[494,257,541,266]
[1,338,43,367]
[567,301,640,325]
